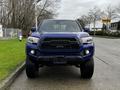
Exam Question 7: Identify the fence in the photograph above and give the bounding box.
[2,28,22,38]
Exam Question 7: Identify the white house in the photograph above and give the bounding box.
[86,18,120,31]
[85,20,103,31]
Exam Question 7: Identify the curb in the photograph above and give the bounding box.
[0,62,25,90]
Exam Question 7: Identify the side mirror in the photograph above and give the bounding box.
[83,28,90,32]
[31,27,36,32]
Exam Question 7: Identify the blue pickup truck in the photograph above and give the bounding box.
[26,19,95,79]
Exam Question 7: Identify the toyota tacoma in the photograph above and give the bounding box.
[26,19,95,79]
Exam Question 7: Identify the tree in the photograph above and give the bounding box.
[88,6,102,36]
[77,14,93,28]
[0,0,60,36]
[77,15,88,28]
[77,18,86,28]
[115,4,120,18]
[105,5,117,19]
[88,7,101,28]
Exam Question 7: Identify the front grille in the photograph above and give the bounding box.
[43,38,76,42]
[40,37,80,49]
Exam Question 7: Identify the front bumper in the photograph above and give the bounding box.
[26,43,95,65]
[28,55,85,65]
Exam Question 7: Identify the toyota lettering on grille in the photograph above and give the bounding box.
[56,45,64,48]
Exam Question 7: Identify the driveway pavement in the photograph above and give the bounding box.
[8,37,120,90]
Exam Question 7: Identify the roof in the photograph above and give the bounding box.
[111,18,120,23]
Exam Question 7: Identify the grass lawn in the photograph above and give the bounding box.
[0,39,26,81]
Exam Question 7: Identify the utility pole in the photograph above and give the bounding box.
[35,0,38,31]
[34,0,41,31]
[93,19,96,37]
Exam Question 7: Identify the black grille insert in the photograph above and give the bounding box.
[40,37,80,49]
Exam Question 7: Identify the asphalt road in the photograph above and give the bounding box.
[8,37,120,90]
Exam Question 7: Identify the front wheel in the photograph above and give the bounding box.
[26,57,39,78]
[80,58,94,79]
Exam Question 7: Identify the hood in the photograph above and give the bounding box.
[31,32,90,38]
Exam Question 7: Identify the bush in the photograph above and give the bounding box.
[89,31,103,35]
[89,30,120,37]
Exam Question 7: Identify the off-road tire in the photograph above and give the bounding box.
[80,58,94,79]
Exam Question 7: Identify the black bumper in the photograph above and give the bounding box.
[28,55,86,65]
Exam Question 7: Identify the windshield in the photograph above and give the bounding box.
[39,20,81,32]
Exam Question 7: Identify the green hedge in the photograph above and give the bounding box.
[89,31,120,37]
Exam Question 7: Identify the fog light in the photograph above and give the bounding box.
[30,50,35,54]
[85,50,89,54]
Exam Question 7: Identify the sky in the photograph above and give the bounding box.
[57,0,120,19]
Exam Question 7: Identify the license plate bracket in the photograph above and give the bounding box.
[53,57,66,64]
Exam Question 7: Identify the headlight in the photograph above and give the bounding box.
[80,37,93,44]
[27,37,39,44]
